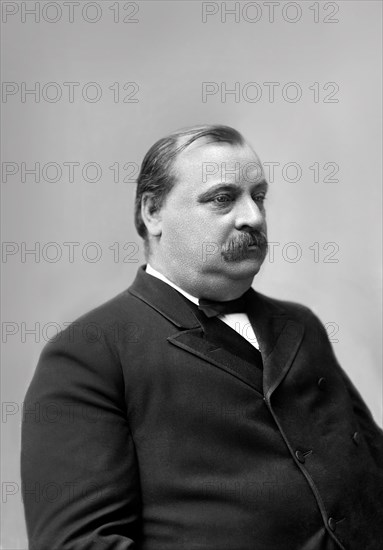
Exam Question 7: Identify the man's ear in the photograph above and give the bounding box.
[141,193,163,237]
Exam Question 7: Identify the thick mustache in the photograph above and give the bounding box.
[222,231,268,255]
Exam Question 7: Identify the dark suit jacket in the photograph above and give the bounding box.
[21,265,383,550]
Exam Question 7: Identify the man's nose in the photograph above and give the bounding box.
[234,197,265,230]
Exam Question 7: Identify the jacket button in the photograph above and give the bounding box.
[295,450,305,463]
[328,517,336,532]
[352,431,360,446]
[318,377,327,390]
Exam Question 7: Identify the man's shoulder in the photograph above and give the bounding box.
[250,291,336,362]
[72,287,139,326]
[71,271,165,326]
[254,289,316,321]
[255,290,331,346]
[42,286,147,353]
[55,284,322,347]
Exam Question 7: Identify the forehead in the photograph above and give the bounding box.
[172,140,263,185]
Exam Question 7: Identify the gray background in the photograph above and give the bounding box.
[1,1,382,547]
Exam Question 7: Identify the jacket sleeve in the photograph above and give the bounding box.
[337,363,383,464]
[21,320,141,550]
[312,311,383,465]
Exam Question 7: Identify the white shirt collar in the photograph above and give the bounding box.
[145,264,259,349]
[145,263,200,305]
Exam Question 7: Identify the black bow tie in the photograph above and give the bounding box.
[198,294,248,318]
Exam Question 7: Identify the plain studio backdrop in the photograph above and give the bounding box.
[1,1,382,547]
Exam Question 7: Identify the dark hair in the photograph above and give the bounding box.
[134,124,245,244]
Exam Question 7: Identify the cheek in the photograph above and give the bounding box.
[162,207,229,246]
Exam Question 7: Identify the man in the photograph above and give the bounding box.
[21,125,383,550]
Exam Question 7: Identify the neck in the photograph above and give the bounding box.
[147,257,254,301]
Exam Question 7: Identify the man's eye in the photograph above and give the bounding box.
[254,194,267,203]
[213,195,232,204]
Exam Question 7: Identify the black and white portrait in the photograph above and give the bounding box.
[1,2,382,549]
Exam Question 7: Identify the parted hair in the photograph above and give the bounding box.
[134,124,245,243]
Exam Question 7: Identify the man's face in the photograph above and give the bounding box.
[154,140,268,288]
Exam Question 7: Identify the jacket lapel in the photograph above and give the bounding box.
[128,265,200,330]
[168,327,264,396]
[128,265,305,399]
[246,291,305,399]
